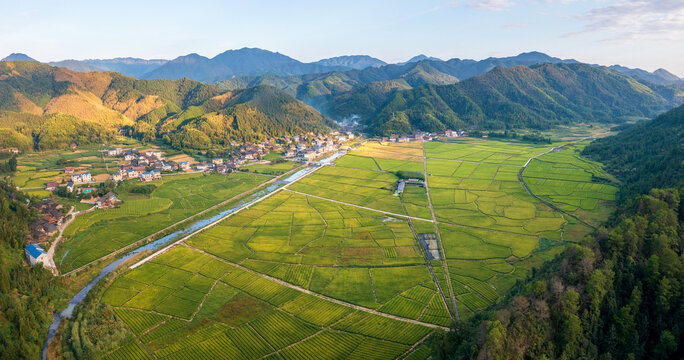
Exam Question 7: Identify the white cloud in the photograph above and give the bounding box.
[573,0,684,42]
[466,0,516,12]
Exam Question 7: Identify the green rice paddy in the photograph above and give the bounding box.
[95,138,618,358]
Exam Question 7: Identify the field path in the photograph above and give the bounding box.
[284,189,434,222]
[517,138,601,230]
[421,140,460,319]
[61,166,306,277]
[184,244,450,331]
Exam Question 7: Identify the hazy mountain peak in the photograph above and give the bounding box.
[403,54,442,64]
[1,53,37,62]
[653,68,680,81]
[312,55,387,70]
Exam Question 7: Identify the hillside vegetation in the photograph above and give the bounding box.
[0,61,331,150]
[434,185,684,359]
[367,63,676,135]
[583,103,684,201]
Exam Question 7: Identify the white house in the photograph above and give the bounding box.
[25,244,50,268]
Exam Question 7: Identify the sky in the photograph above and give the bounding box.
[2,0,683,76]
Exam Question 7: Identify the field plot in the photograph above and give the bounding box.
[350,141,425,162]
[187,190,444,313]
[101,246,435,360]
[522,146,618,226]
[288,165,409,215]
[57,172,267,271]
[97,137,620,359]
[242,160,297,175]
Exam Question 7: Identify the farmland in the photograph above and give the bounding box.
[93,137,617,358]
[56,172,268,271]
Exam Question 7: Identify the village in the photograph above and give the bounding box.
[24,131,356,271]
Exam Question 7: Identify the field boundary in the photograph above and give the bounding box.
[184,244,450,331]
[61,166,305,277]
[284,189,434,222]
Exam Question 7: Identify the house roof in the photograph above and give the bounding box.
[25,244,47,258]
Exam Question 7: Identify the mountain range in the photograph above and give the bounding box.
[1,48,683,149]
[4,49,682,88]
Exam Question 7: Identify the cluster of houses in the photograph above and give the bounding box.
[283,132,353,161]
[382,129,468,143]
[27,199,66,244]
[111,148,169,183]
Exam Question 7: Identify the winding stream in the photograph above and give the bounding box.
[42,152,345,359]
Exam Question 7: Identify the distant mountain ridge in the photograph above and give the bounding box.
[312,55,387,70]
[3,50,681,88]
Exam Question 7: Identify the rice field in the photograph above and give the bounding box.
[96,137,618,358]
[101,246,436,359]
[56,172,268,271]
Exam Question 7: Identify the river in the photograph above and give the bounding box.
[41,151,345,359]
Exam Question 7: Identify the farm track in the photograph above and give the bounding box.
[421,140,460,320]
[60,165,306,277]
[283,189,435,222]
[184,243,450,331]
[516,139,600,231]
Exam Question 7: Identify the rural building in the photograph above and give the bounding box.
[64,167,75,174]
[212,158,223,165]
[445,130,458,137]
[25,244,50,267]
[45,181,58,191]
[66,182,75,192]
[195,163,208,171]
[111,172,124,182]
[179,161,190,170]
[148,150,163,160]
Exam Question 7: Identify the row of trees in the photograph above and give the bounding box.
[432,185,684,359]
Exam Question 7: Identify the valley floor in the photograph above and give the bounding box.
[54,138,618,360]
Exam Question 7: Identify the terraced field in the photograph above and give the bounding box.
[97,138,618,358]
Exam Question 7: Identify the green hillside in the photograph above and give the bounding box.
[0,61,331,150]
[583,104,684,201]
[367,63,677,135]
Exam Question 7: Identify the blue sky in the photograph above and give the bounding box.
[2,0,683,76]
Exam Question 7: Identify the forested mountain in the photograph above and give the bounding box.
[366,63,678,135]
[434,185,684,359]
[0,61,331,150]
[0,181,65,359]
[583,104,684,201]
[215,51,577,101]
